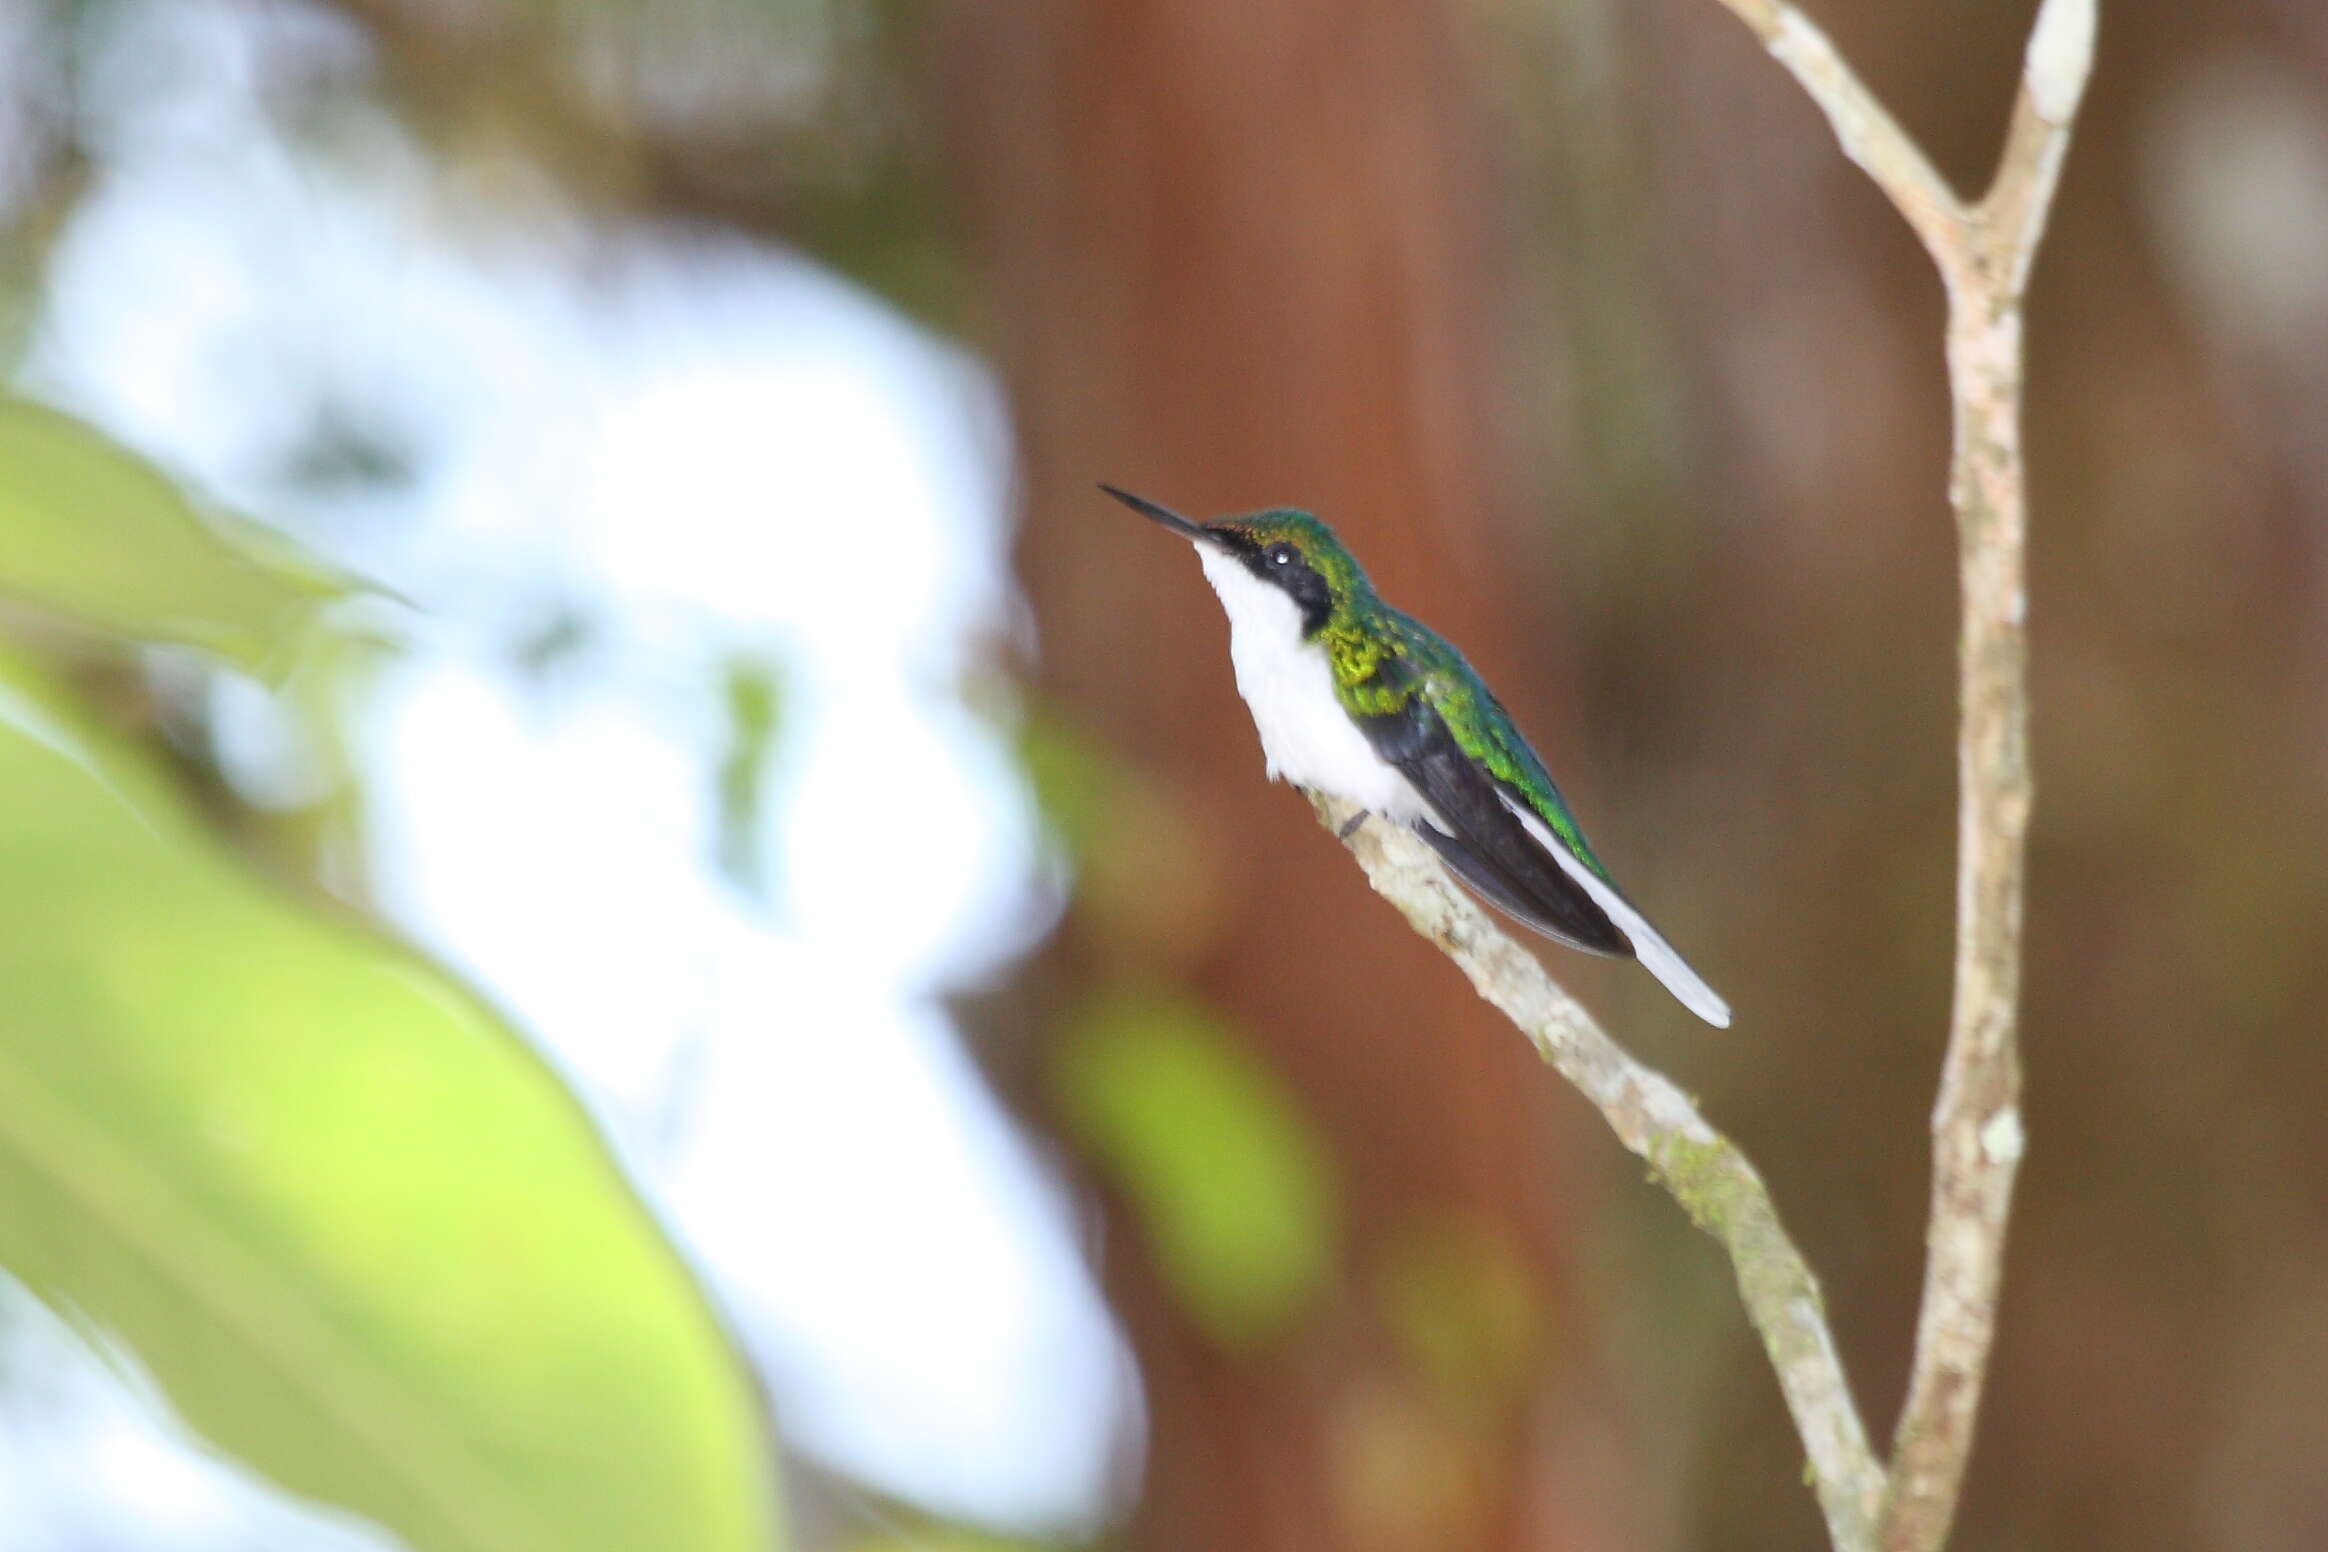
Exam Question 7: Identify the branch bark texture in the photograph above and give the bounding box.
[1310,3,2094,1549]
[1308,793,1887,1546]
[1702,1,2089,1546]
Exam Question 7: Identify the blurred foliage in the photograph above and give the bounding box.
[0,415,782,1550]
[836,1526,1055,1552]
[0,397,346,674]
[1055,993,1338,1349]
[320,0,961,326]
[1013,710,1116,866]
[715,652,787,902]
[1373,1218,1544,1427]
[1015,706,1222,970]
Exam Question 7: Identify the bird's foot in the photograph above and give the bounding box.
[1337,809,1371,841]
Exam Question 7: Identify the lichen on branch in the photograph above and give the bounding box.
[1306,792,1887,1547]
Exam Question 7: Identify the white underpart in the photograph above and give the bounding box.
[1500,794,1733,1028]
[1195,544,1434,822]
[1193,540,1731,1030]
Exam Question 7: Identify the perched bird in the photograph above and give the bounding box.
[1104,484,1729,1028]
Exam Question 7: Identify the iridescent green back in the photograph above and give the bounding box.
[1224,509,1614,883]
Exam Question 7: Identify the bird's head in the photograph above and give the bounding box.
[1102,484,1370,636]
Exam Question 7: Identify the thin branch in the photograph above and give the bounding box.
[1705,0,1966,254]
[1982,0,2097,295]
[1306,792,1886,1551]
[1704,2,2093,1548]
[1314,5,2093,1548]
[1878,6,2091,1547]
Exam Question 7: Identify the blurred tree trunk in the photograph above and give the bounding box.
[938,4,1643,1549]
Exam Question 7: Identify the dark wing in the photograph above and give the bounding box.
[1355,697,1630,958]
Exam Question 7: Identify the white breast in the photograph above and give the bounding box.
[1195,545,1432,823]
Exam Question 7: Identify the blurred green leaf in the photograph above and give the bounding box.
[840,1531,1054,1552]
[1056,994,1338,1349]
[1374,1218,1543,1423]
[714,653,786,901]
[0,649,782,1552]
[0,396,343,670]
[1015,710,1115,863]
[1013,705,1220,964]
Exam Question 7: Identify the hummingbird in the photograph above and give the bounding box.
[1103,484,1729,1027]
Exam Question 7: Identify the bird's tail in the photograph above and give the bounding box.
[1502,794,1732,1028]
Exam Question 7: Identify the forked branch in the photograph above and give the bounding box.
[1318,3,2095,1547]
[1704,1,2091,1546]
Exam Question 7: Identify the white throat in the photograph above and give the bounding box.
[1194,544,1430,822]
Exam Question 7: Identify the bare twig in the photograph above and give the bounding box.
[1304,5,2092,1547]
[1306,793,1886,1550]
[1703,0,1962,255]
[1711,0,2091,1545]
[1693,0,2090,1545]
[1871,6,2091,1547]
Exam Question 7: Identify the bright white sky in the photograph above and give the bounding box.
[0,0,1129,1543]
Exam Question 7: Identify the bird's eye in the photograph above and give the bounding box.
[1268,544,1295,567]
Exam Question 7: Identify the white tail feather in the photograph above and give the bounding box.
[1499,794,1732,1028]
